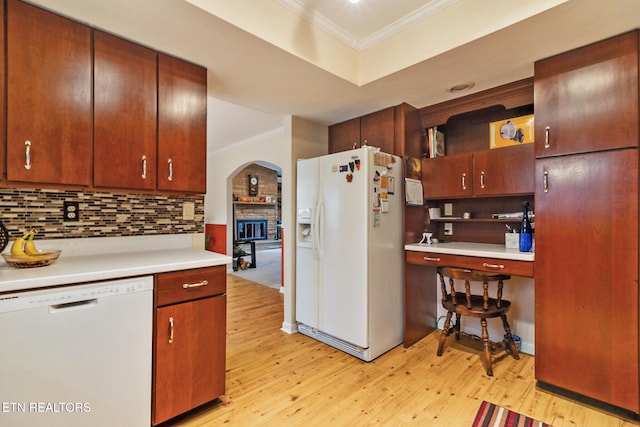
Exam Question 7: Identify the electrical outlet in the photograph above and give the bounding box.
[63,201,80,222]
[444,222,453,236]
[183,202,195,220]
[444,203,453,216]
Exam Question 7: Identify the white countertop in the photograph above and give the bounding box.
[0,234,232,293]
[405,241,534,262]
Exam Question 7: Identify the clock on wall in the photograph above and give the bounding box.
[249,175,259,196]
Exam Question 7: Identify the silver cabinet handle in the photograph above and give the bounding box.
[182,280,208,289]
[544,126,550,149]
[24,140,32,170]
[482,262,505,270]
[141,155,147,180]
[423,256,441,262]
[167,158,173,182]
[461,173,467,190]
[543,170,549,193]
[480,171,486,189]
[168,317,174,344]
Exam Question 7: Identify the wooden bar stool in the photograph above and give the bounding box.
[436,267,520,376]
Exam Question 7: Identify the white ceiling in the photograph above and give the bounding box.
[23,0,640,150]
[275,0,459,50]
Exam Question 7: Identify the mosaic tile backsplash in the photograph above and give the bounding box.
[0,188,204,240]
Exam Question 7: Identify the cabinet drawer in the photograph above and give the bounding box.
[156,265,226,307]
[406,251,533,277]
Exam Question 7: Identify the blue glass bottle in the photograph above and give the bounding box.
[519,201,532,252]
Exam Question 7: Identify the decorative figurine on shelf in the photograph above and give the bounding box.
[419,232,433,245]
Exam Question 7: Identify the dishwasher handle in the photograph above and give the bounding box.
[49,298,98,313]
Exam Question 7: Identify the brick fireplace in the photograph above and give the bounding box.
[232,163,280,241]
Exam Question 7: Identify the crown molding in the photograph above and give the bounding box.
[277,0,459,51]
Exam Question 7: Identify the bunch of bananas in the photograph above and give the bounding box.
[10,229,47,260]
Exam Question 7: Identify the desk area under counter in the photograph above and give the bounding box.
[403,242,535,351]
[405,242,534,277]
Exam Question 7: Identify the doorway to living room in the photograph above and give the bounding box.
[229,162,282,291]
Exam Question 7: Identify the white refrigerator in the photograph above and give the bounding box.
[295,146,404,362]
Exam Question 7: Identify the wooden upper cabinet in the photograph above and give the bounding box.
[329,107,396,154]
[473,145,534,196]
[360,107,395,154]
[94,31,157,190]
[534,30,639,158]
[423,145,533,199]
[329,117,360,153]
[157,54,207,194]
[6,0,91,186]
[394,103,423,158]
[422,153,473,199]
[0,0,4,182]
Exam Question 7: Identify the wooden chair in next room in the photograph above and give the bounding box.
[436,267,520,376]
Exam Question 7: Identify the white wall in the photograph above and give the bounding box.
[286,116,329,333]
[205,125,287,225]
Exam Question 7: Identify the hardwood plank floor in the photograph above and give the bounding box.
[171,275,638,426]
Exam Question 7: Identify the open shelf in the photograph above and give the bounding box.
[431,217,525,224]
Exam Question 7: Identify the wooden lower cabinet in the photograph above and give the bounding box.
[534,149,639,412]
[152,267,226,425]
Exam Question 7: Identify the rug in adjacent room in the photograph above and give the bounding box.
[472,401,552,427]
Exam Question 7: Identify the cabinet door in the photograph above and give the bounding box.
[473,145,534,196]
[6,0,91,185]
[534,149,639,412]
[534,31,638,158]
[153,295,226,425]
[158,54,207,193]
[0,0,4,182]
[422,153,473,199]
[329,117,360,153]
[94,31,157,190]
[360,107,395,154]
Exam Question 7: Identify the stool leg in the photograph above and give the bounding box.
[480,318,493,376]
[437,311,453,356]
[500,314,520,360]
[454,313,461,340]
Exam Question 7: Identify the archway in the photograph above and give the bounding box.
[228,161,283,292]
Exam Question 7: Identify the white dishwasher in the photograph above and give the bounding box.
[0,276,153,427]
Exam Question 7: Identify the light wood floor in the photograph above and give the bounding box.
[172,275,638,426]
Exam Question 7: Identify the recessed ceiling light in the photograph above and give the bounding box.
[349,0,361,4]
[446,82,475,93]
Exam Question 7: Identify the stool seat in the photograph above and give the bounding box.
[437,267,520,376]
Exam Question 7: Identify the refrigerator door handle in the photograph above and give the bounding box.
[313,198,323,261]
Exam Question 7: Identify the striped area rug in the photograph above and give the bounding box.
[472,401,552,427]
